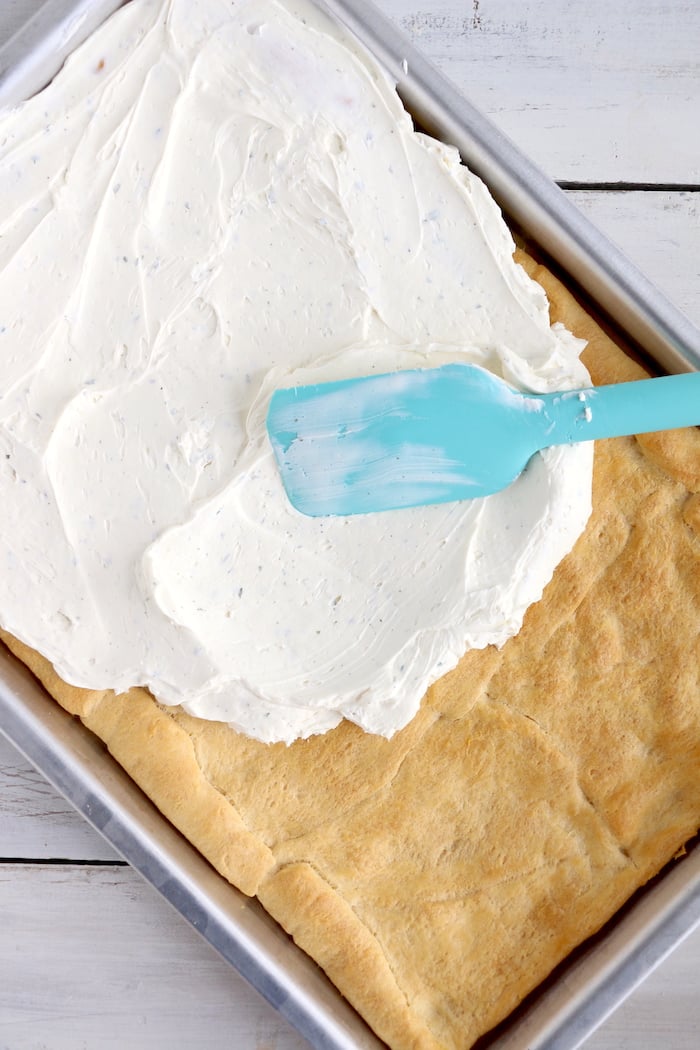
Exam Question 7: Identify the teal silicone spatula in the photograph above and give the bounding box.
[266,363,700,516]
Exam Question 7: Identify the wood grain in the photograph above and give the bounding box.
[379,0,700,183]
[0,735,119,861]
[0,862,309,1050]
[567,190,700,327]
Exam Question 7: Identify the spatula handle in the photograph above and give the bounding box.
[542,371,700,447]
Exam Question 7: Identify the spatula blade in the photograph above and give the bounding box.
[266,363,541,516]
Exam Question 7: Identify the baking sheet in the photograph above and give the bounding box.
[0,2,699,1049]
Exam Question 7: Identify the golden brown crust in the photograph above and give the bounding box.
[259,862,439,1050]
[2,251,699,1049]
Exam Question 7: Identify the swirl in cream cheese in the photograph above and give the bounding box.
[0,0,592,743]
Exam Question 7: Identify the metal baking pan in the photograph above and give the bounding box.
[1,2,699,1048]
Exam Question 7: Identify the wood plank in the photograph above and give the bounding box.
[0,862,310,1050]
[377,0,700,184]
[0,734,120,862]
[0,861,699,1049]
[564,190,700,328]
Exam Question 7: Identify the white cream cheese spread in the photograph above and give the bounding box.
[0,0,593,743]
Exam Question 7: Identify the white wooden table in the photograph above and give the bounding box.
[1,2,699,1047]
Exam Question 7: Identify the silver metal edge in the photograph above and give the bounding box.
[0,2,699,1048]
[492,842,700,1049]
[0,0,124,106]
[0,645,385,1050]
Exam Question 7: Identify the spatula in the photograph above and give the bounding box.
[266,363,700,516]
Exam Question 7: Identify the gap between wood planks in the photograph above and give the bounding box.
[0,856,127,865]
[559,181,700,192]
